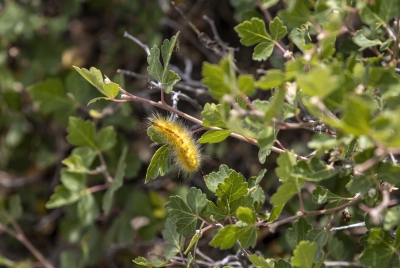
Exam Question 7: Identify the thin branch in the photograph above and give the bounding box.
[330,221,365,231]
[123,31,150,56]
[324,261,364,267]
[353,148,386,175]
[0,171,41,188]
[263,195,363,231]
[359,183,391,225]
[0,221,54,268]
[97,151,113,184]
[297,190,305,213]
[88,184,108,193]
[116,69,151,80]
[118,88,310,160]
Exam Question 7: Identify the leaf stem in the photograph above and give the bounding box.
[97,150,114,183]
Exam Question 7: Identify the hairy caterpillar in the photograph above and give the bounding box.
[147,114,202,174]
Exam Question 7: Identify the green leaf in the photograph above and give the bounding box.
[147,33,181,93]
[248,254,274,268]
[8,194,22,219]
[202,57,234,100]
[234,17,271,46]
[215,171,248,204]
[297,66,338,99]
[71,147,97,168]
[60,169,86,192]
[147,45,163,83]
[96,126,117,152]
[312,186,341,204]
[198,130,231,144]
[395,224,400,249]
[276,151,297,180]
[306,228,328,260]
[278,0,311,30]
[289,27,312,53]
[201,103,229,128]
[186,252,193,268]
[145,145,172,183]
[360,0,400,25]
[292,157,339,182]
[103,81,119,99]
[346,174,374,195]
[237,206,256,224]
[383,206,400,231]
[27,78,77,124]
[262,0,279,9]
[328,237,344,260]
[230,196,254,215]
[102,147,127,215]
[62,155,89,173]
[27,78,76,114]
[45,185,83,209]
[73,66,105,95]
[275,259,293,268]
[257,127,275,164]
[253,42,274,61]
[359,241,393,268]
[77,192,99,226]
[269,17,287,40]
[341,96,372,136]
[263,87,286,125]
[210,225,257,249]
[162,218,182,248]
[162,218,183,258]
[184,232,200,255]
[160,70,181,94]
[285,218,312,250]
[161,34,178,71]
[376,162,400,185]
[202,200,227,221]
[258,146,271,164]
[291,241,317,268]
[256,69,285,90]
[269,204,284,222]
[164,188,206,237]
[204,164,232,193]
[87,97,109,106]
[270,183,297,206]
[60,250,78,268]
[238,74,256,95]
[164,197,197,237]
[352,30,382,49]
[132,257,168,267]
[66,117,97,149]
[186,187,208,216]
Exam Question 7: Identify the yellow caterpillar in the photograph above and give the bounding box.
[147,114,202,174]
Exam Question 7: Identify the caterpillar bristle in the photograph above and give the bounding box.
[147,113,202,175]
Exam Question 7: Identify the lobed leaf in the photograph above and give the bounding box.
[291,241,317,268]
[66,117,97,149]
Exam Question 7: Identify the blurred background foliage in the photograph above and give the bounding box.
[0,0,275,267]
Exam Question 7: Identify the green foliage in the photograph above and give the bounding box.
[147,32,181,93]
[234,17,287,61]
